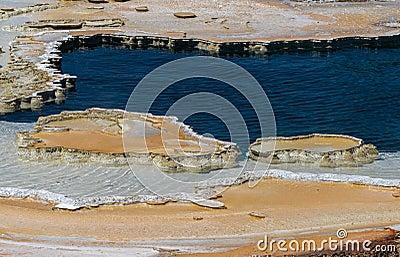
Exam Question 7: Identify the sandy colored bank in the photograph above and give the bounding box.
[1,180,399,245]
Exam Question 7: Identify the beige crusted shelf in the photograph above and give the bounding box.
[16,108,240,172]
[249,134,379,167]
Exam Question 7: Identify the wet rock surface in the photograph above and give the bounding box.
[249,134,379,167]
[135,6,149,12]
[0,36,76,114]
[0,3,57,21]
[25,19,124,30]
[16,108,240,173]
[5,19,125,32]
[174,12,197,19]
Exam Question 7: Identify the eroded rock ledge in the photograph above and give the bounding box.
[0,36,76,114]
[16,108,240,172]
[5,19,125,32]
[249,133,379,167]
[2,33,400,114]
[0,4,57,21]
[58,33,400,56]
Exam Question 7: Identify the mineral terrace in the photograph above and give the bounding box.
[249,134,379,167]
[16,108,240,172]
[1,0,400,114]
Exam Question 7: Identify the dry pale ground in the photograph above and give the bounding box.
[35,0,400,41]
[0,180,400,255]
[31,117,220,154]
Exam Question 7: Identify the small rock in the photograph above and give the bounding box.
[190,198,225,209]
[174,12,196,19]
[31,96,43,110]
[248,211,267,219]
[386,224,400,231]
[135,6,149,12]
[54,203,84,211]
[193,216,203,221]
[147,200,170,205]
[29,21,83,30]
[208,193,223,200]
[1,8,15,12]
[87,6,104,9]
[88,0,108,3]
[55,88,66,100]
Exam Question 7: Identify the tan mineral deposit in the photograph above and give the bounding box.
[16,108,240,172]
[1,0,400,256]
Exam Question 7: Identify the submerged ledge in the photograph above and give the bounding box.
[2,32,400,114]
[249,134,379,167]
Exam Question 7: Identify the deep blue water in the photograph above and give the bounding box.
[2,47,400,151]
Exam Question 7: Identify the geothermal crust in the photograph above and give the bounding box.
[249,133,379,167]
[1,0,400,114]
[3,32,400,115]
[16,108,240,172]
[0,35,77,114]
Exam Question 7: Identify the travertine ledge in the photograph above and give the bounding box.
[0,36,77,114]
[16,108,240,172]
[1,0,400,115]
[3,33,400,114]
[249,133,379,167]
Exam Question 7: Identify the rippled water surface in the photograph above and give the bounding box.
[0,47,399,202]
